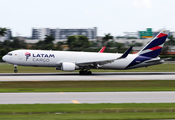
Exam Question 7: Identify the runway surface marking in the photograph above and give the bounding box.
[71,100,80,104]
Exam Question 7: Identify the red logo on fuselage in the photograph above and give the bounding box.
[25,52,31,61]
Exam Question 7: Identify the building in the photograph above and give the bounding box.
[0,28,12,41]
[32,27,97,40]
[32,28,50,40]
[124,28,175,39]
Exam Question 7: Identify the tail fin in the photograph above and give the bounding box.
[99,47,106,53]
[137,30,169,58]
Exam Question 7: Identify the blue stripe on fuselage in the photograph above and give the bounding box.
[140,48,162,58]
[126,55,151,68]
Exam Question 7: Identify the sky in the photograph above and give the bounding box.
[1,0,175,37]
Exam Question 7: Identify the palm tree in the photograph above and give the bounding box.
[102,33,113,46]
[0,27,7,36]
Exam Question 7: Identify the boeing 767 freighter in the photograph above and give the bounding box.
[2,30,169,74]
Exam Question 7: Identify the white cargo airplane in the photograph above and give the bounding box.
[2,30,169,74]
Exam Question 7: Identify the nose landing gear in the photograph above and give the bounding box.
[14,65,18,73]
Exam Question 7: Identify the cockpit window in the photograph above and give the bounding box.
[7,53,12,56]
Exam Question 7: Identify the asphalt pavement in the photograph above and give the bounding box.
[1,72,175,81]
[0,92,175,104]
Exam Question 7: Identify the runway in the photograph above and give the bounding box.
[0,92,175,104]
[0,72,175,81]
[1,73,175,104]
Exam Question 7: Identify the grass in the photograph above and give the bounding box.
[1,103,175,119]
[0,80,175,92]
[1,113,175,120]
[0,63,175,73]
[1,103,175,113]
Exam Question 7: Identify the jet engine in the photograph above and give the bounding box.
[61,62,78,71]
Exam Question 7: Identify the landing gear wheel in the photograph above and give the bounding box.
[87,71,92,75]
[14,69,18,73]
[79,70,92,75]
[79,71,83,75]
[79,71,86,75]
[14,65,18,73]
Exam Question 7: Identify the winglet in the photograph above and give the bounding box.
[99,47,106,53]
[118,46,133,59]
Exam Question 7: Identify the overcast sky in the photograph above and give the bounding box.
[1,0,175,37]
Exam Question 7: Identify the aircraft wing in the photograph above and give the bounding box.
[76,59,115,67]
[76,46,133,67]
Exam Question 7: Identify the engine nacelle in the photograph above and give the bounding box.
[61,62,77,71]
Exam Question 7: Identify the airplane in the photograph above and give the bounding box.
[99,46,106,53]
[2,30,169,75]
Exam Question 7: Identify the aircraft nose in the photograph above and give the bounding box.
[2,55,7,62]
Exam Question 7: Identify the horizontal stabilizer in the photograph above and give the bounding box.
[144,57,171,64]
[144,57,162,63]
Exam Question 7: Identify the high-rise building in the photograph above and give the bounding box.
[32,27,97,40]
[32,28,50,40]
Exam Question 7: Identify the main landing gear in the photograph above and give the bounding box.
[79,66,92,75]
[14,65,18,73]
[79,70,92,75]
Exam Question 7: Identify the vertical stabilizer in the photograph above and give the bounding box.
[99,47,106,53]
[137,30,169,58]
